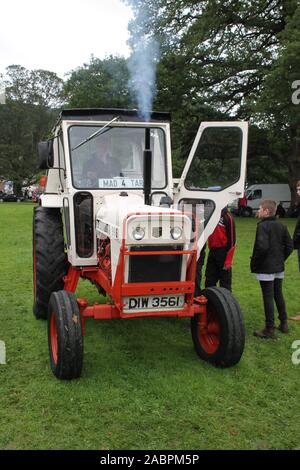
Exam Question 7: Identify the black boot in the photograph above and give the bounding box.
[278,321,289,333]
[253,326,276,339]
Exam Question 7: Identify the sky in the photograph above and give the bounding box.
[0,0,133,79]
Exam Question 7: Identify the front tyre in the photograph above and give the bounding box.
[33,207,67,319]
[191,287,245,368]
[48,291,83,380]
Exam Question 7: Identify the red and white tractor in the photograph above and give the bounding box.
[33,108,248,379]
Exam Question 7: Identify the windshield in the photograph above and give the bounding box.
[68,126,167,190]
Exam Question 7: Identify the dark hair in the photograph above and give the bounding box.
[261,199,277,216]
[296,180,300,188]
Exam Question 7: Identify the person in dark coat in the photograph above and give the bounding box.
[205,207,236,292]
[251,199,293,339]
[293,180,300,271]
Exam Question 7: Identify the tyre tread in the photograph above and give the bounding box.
[33,207,67,319]
[191,287,245,368]
[48,290,83,380]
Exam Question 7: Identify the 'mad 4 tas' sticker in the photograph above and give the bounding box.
[98,177,143,188]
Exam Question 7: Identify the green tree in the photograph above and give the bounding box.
[126,0,296,113]
[125,0,300,195]
[0,66,62,193]
[62,55,135,108]
[4,65,63,107]
[253,5,300,202]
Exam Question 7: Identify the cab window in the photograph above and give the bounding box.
[185,127,242,191]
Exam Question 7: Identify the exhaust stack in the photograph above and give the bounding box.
[143,128,152,205]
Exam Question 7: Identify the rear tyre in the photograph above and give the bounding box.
[33,207,68,319]
[191,287,245,368]
[48,290,83,380]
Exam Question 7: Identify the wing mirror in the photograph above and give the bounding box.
[37,140,54,169]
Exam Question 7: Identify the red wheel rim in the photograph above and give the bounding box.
[50,313,58,364]
[198,307,221,354]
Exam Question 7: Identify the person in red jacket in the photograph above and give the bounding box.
[238,194,247,216]
[205,207,236,291]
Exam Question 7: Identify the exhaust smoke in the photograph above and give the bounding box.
[127,33,160,121]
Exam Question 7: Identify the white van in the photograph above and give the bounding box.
[245,184,291,215]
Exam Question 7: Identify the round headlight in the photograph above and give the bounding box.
[132,226,145,241]
[170,226,182,240]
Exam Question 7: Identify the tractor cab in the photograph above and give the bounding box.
[39,109,247,264]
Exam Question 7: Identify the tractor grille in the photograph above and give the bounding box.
[128,245,183,283]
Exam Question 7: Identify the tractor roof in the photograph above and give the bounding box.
[58,108,171,123]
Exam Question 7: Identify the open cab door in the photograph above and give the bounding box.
[173,122,248,254]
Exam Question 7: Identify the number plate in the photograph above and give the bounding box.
[123,295,185,313]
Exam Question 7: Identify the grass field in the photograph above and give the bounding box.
[0,203,300,450]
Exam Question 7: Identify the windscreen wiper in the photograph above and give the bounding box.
[71,116,119,151]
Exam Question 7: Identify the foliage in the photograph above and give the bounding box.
[0,103,58,192]
[62,56,135,109]
[125,0,300,193]
[253,5,300,200]
[4,65,63,108]
[126,0,286,113]
[0,66,63,192]
[1,203,300,450]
